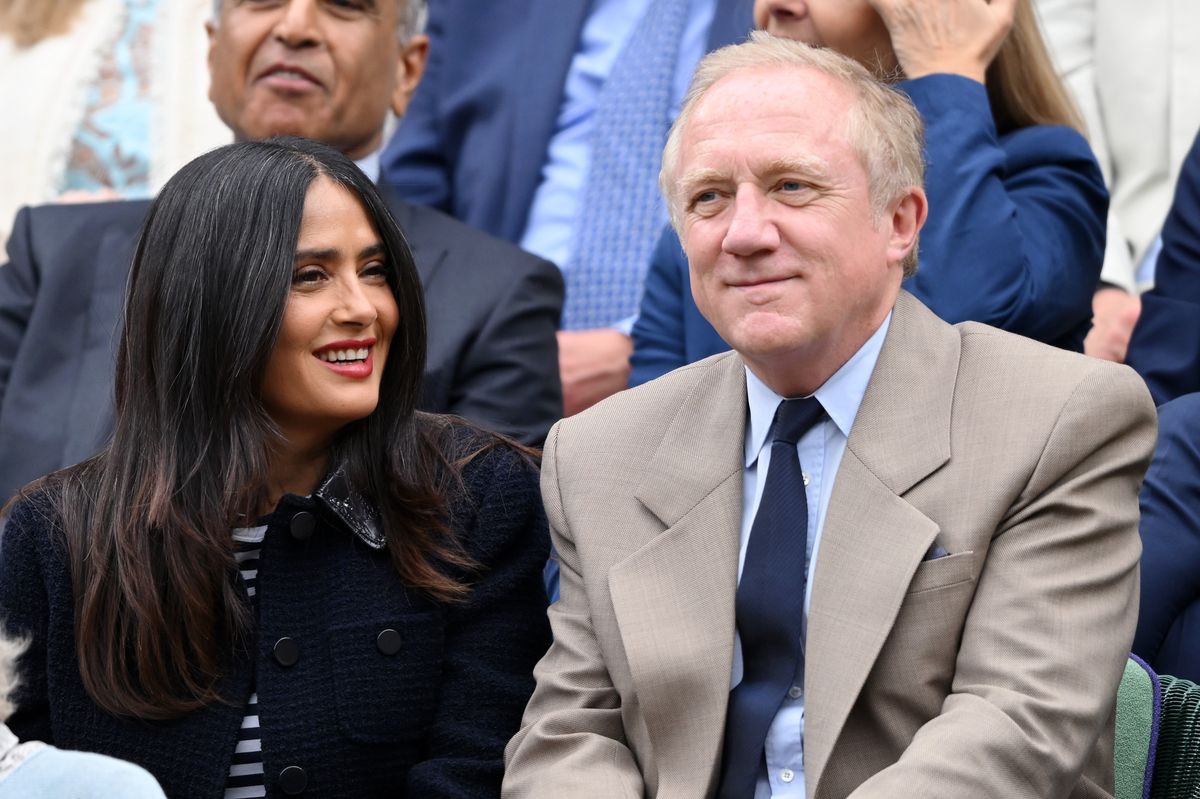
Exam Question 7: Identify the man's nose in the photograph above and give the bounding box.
[273,0,322,48]
[721,186,780,256]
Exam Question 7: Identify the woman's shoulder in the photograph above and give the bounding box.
[422,417,546,558]
[2,482,65,548]
[423,415,540,497]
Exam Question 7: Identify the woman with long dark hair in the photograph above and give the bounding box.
[0,137,551,798]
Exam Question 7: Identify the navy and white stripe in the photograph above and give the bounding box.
[226,525,267,799]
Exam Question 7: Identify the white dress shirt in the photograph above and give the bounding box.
[735,313,891,798]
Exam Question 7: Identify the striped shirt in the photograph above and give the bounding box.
[225,525,267,799]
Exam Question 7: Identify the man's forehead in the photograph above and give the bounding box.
[689,64,854,128]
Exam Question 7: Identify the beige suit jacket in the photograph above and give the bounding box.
[504,293,1157,798]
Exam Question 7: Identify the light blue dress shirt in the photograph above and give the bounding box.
[519,0,715,333]
[735,313,891,799]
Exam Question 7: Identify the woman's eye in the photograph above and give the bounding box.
[361,261,390,280]
[292,267,325,285]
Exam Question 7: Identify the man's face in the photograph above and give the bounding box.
[675,65,917,395]
[207,0,426,160]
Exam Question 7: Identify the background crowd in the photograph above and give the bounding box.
[0,0,1199,796]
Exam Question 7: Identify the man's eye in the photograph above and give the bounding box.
[779,180,806,192]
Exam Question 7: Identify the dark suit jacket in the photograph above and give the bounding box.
[0,192,563,502]
[1133,392,1200,681]
[0,436,552,798]
[381,0,753,244]
[629,74,1109,385]
[1126,130,1200,405]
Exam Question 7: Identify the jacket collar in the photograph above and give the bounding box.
[311,466,386,550]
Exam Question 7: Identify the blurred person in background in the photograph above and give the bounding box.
[0,635,166,796]
[0,0,564,507]
[1037,0,1200,363]
[382,0,753,415]
[631,0,1107,386]
[0,0,226,251]
[1125,131,1200,404]
[0,137,552,798]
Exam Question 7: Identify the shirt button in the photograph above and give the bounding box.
[802,473,810,486]
[781,768,795,783]
[788,685,802,699]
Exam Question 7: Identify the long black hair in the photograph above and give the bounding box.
[43,138,478,719]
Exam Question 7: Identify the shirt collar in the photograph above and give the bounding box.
[355,149,382,183]
[744,311,892,468]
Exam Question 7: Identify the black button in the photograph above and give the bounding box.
[376,628,402,656]
[289,511,316,540]
[273,637,300,667]
[278,765,307,795]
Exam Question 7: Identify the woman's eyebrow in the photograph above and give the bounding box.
[294,247,338,262]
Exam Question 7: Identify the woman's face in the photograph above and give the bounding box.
[753,0,899,77]
[260,176,400,446]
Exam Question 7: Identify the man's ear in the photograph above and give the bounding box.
[391,34,430,118]
[885,186,928,267]
[205,19,218,101]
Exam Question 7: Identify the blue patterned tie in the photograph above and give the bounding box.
[718,397,826,799]
[561,0,690,330]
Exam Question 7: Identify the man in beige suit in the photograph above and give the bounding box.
[504,34,1156,799]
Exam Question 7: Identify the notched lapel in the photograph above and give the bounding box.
[612,354,746,788]
[804,293,960,793]
[804,450,940,794]
[609,469,742,791]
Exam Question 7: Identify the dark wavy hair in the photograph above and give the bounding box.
[37,138,483,720]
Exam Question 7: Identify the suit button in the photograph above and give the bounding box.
[376,628,402,656]
[289,511,316,540]
[278,765,307,795]
[273,637,300,667]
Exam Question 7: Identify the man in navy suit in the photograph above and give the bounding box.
[1126,131,1200,405]
[0,0,564,504]
[382,0,752,414]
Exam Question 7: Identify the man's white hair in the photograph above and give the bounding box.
[660,32,926,276]
[210,0,427,41]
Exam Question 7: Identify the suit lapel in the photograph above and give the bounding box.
[804,293,960,795]
[63,216,142,463]
[380,190,446,288]
[609,354,746,789]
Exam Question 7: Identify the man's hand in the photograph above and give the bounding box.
[1084,287,1142,363]
[559,328,632,417]
[866,0,1016,83]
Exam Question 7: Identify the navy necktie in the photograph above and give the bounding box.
[718,396,827,799]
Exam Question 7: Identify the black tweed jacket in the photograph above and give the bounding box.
[0,440,551,798]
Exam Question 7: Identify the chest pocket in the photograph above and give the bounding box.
[328,611,445,744]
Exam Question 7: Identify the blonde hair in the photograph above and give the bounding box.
[0,0,87,47]
[987,0,1084,135]
[661,32,926,276]
[0,634,27,721]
